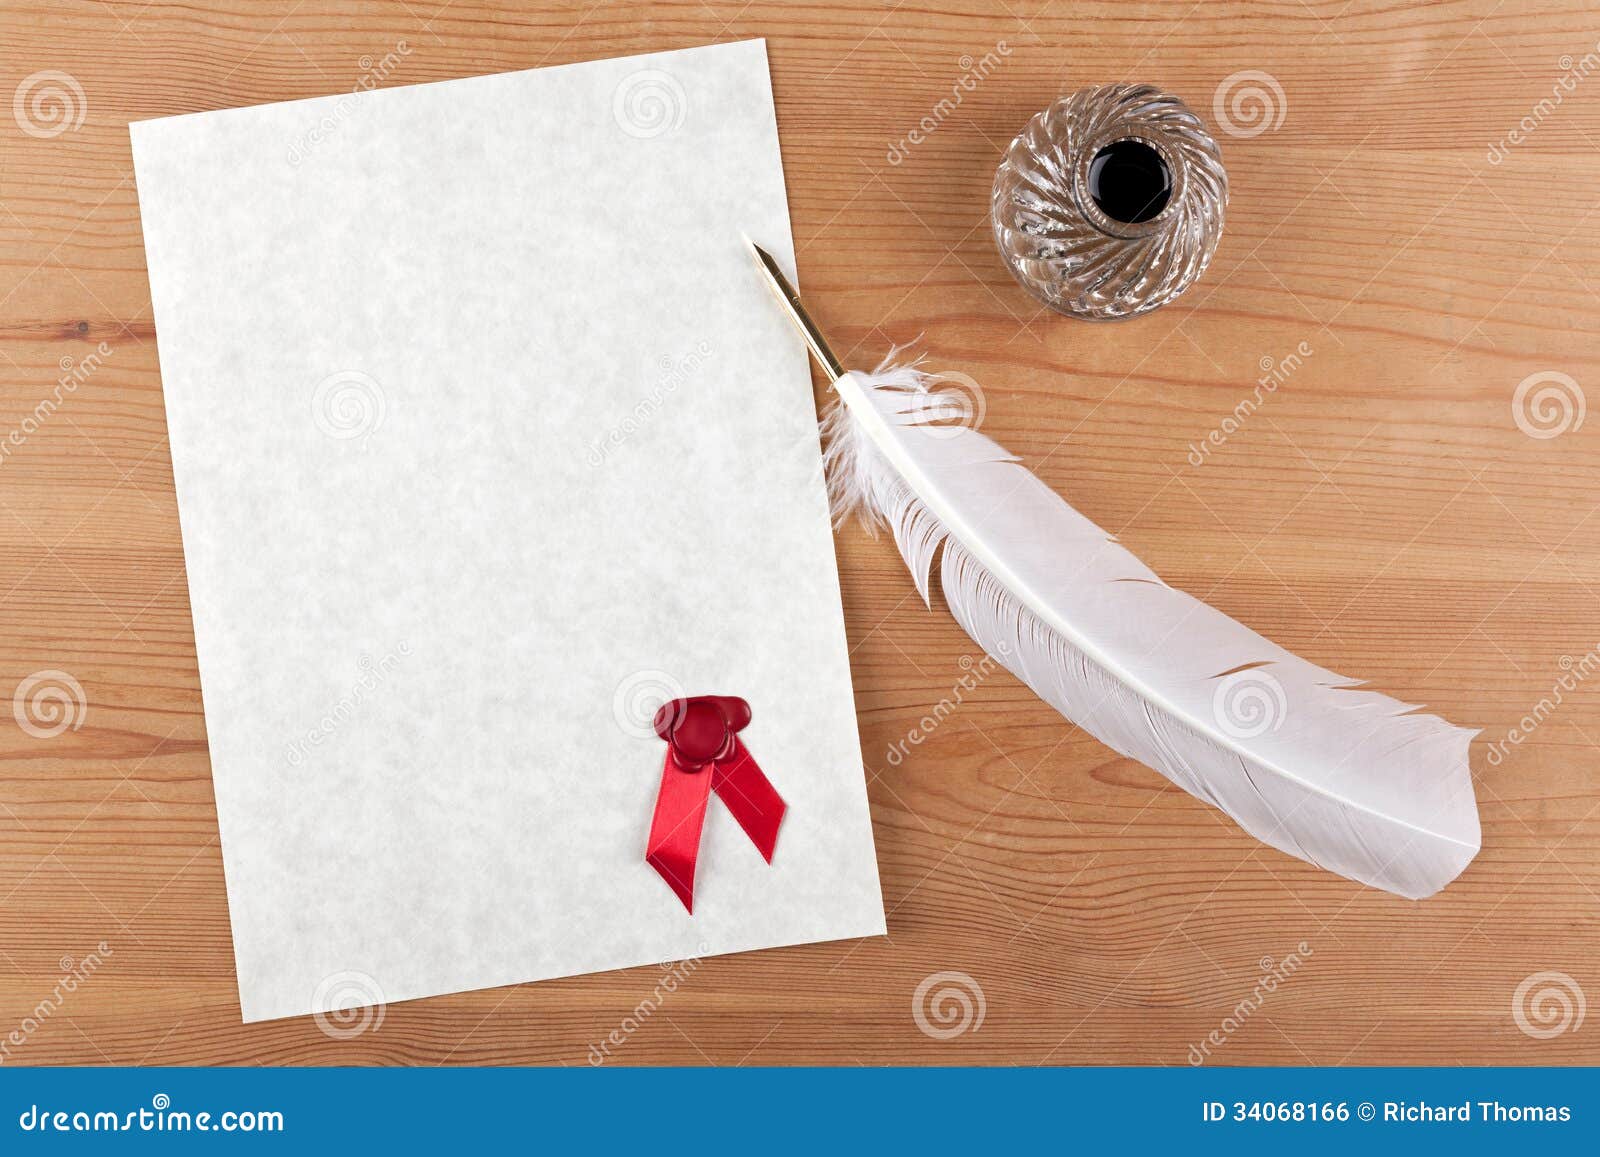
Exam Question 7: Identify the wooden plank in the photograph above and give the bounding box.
[0,0,1595,1065]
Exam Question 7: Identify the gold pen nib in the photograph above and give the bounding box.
[744,237,846,381]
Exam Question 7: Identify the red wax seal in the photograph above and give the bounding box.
[654,696,751,772]
[645,694,785,913]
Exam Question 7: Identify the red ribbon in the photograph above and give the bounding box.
[646,695,786,913]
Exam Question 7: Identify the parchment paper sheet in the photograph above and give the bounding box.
[130,39,885,1022]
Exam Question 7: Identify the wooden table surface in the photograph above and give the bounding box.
[2,0,1597,1066]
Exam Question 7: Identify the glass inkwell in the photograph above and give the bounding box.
[991,84,1227,320]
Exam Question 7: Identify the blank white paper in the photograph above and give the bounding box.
[130,39,884,1023]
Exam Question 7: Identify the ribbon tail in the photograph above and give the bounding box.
[712,739,787,863]
[645,752,714,913]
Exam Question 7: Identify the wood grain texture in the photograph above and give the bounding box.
[1,0,1597,1066]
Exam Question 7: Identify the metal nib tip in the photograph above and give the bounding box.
[742,237,845,381]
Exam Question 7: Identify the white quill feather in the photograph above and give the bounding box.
[822,357,1480,899]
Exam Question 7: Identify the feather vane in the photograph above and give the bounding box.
[822,358,1480,899]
